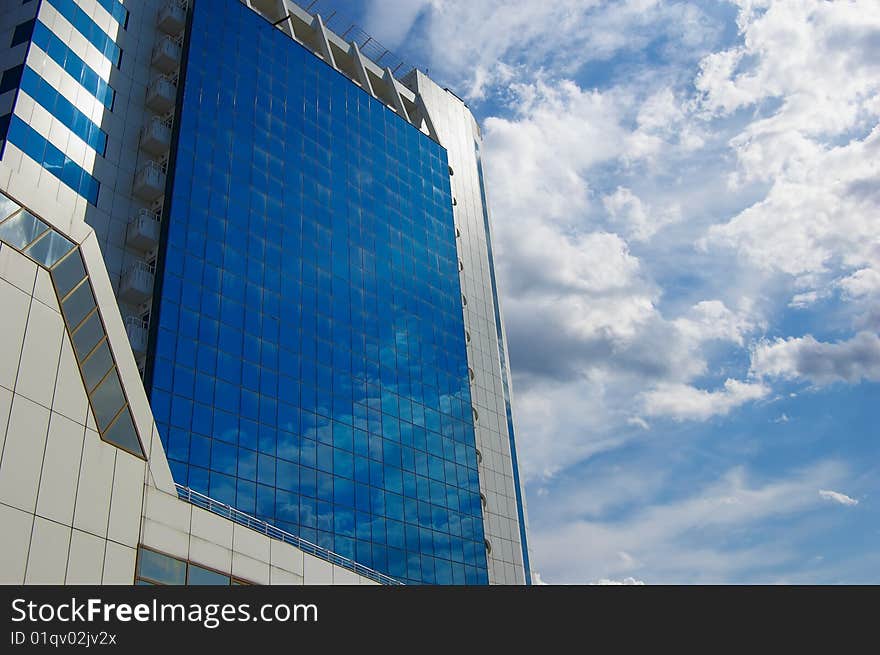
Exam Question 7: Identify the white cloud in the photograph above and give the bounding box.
[592,577,646,586]
[818,490,859,507]
[641,379,770,422]
[531,461,850,583]
[531,571,550,585]
[838,268,880,299]
[673,300,758,347]
[380,0,719,98]
[361,0,431,48]
[627,417,650,431]
[698,1,880,296]
[751,332,880,386]
[603,186,682,242]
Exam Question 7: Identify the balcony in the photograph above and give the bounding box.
[125,316,149,357]
[152,35,182,73]
[119,260,155,305]
[126,209,161,251]
[157,0,187,35]
[140,116,172,156]
[146,74,177,113]
[133,160,166,201]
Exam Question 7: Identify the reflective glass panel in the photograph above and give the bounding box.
[24,229,74,268]
[51,249,87,299]
[61,279,96,329]
[0,209,48,250]
[0,194,20,222]
[103,408,142,456]
[137,548,186,585]
[81,339,113,392]
[187,564,230,585]
[71,310,103,361]
[149,0,487,585]
[90,367,125,431]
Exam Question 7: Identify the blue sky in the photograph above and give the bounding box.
[335,0,880,583]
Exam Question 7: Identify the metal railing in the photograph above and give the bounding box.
[124,315,149,353]
[130,207,162,228]
[299,0,415,76]
[125,314,150,331]
[123,258,156,279]
[138,159,168,178]
[174,484,404,586]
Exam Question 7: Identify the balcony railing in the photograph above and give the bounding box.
[126,208,161,251]
[125,316,149,356]
[157,0,187,34]
[133,160,167,201]
[140,116,172,156]
[174,484,404,586]
[119,260,155,304]
[152,35,182,73]
[146,74,177,113]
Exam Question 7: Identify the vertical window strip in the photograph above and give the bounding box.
[6,115,100,205]
[44,0,122,67]
[0,191,145,458]
[19,66,107,155]
[31,22,114,109]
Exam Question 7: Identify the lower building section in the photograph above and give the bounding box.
[0,191,382,586]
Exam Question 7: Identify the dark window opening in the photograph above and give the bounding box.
[11,19,35,47]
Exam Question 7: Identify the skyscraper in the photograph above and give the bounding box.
[0,0,530,585]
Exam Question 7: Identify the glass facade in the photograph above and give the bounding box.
[147,0,489,585]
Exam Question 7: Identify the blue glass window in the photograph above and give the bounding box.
[20,67,107,155]
[45,0,121,67]
[149,0,487,585]
[93,0,128,27]
[31,22,114,109]
[6,116,99,204]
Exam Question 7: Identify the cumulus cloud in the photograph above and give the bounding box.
[603,186,682,242]
[673,300,758,346]
[818,490,859,507]
[751,332,880,386]
[641,379,770,422]
[373,0,719,98]
[699,1,880,299]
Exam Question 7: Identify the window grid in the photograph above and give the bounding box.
[149,0,488,585]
